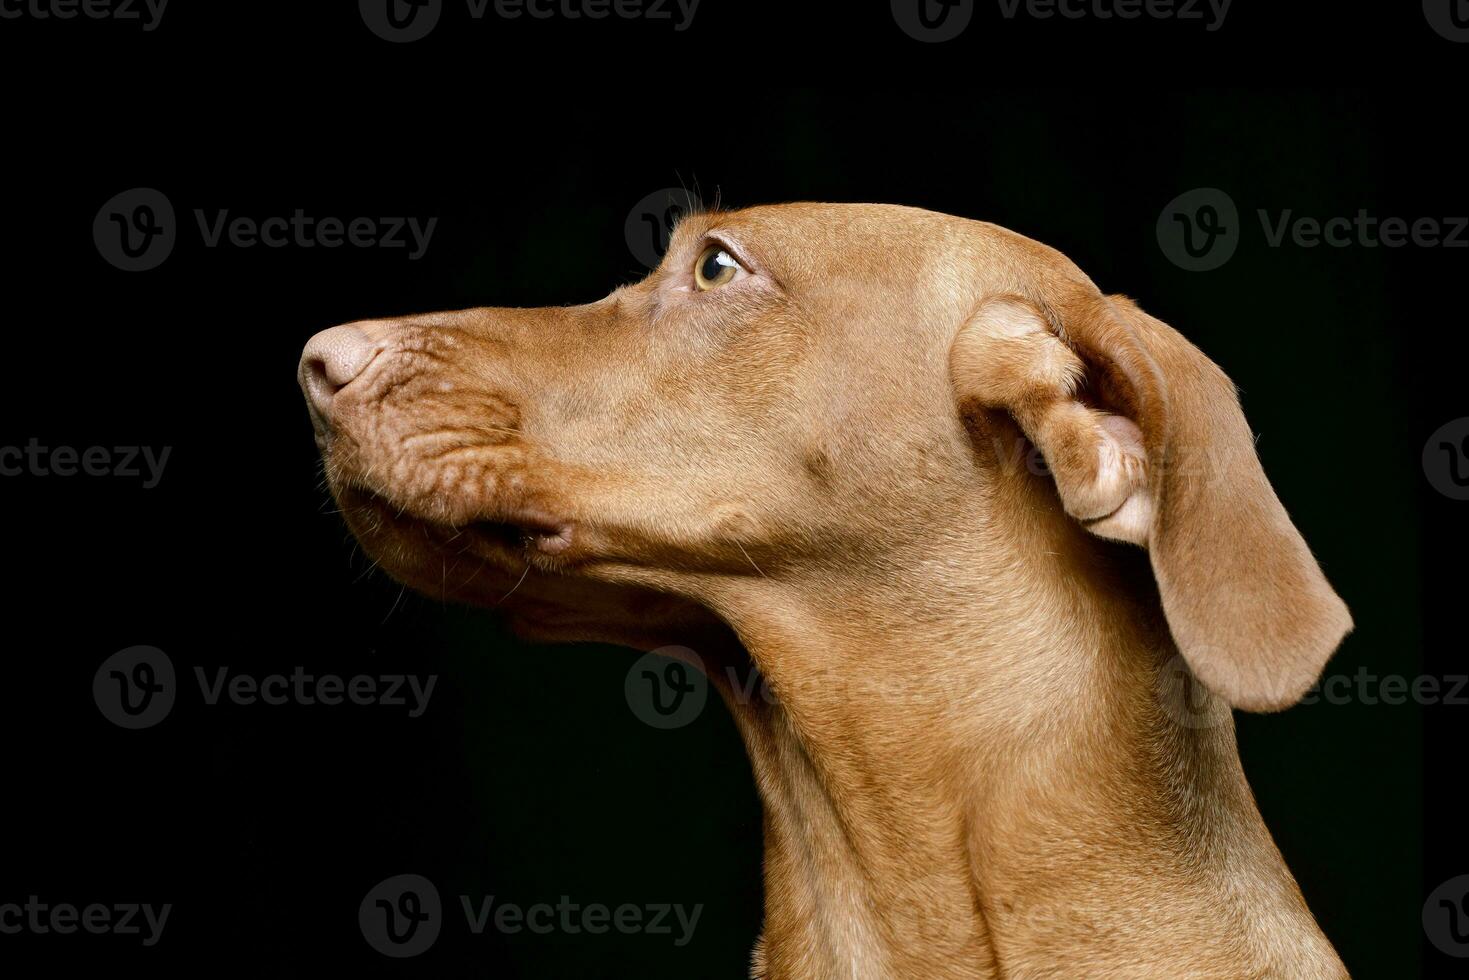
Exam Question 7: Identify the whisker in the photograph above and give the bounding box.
[381,583,408,624]
[736,540,768,579]
[494,564,532,606]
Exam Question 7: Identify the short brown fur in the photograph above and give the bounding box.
[300,203,1351,978]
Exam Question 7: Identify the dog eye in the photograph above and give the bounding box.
[694,245,744,290]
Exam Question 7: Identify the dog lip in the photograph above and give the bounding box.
[530,525,574,555]
[468,514,574,556]
[337,482,573,555]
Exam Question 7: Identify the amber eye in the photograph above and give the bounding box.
[694,245,742,290]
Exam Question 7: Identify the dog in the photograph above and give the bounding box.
[299,203,1352,978]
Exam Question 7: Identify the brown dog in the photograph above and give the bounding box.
[299,203,1351,978]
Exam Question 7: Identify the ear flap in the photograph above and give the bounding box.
[951,292,1352,711]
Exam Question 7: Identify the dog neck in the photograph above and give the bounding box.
[705,515,1343,979]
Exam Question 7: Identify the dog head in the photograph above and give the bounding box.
[300,203,1349,709]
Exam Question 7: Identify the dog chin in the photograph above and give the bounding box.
[332,488,526,596]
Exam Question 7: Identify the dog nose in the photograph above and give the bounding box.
[299,324,383,427]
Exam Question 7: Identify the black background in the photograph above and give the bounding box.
[0,1,1463,976]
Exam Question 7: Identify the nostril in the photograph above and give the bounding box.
[301,353,336,394]
[298,324,383,420]
[299,355,341,431]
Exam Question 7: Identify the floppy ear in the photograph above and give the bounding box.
[950,291,1352,711]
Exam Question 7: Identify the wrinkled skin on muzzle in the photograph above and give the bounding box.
[300,204,980,648]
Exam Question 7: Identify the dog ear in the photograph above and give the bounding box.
[950,291,1351,711]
